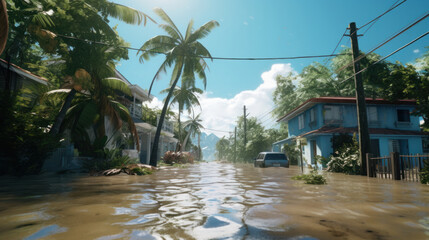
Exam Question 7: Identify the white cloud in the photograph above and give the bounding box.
[243,21,248,26]
[249,16,255,20]
[413,49,420,54]
[195,64,297,138]
[147,96,164,109]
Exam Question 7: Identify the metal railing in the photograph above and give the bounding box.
[367,153,428,182]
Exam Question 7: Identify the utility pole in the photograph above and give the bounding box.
[347,22,371,175]
[234,127,237,162]
[243,105,247,149]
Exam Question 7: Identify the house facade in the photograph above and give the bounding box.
[114,70,178,164]
[272,97,429,167]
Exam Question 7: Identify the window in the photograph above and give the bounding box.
[309,108,316,123]
[397,109,410,122]
[367,106,378,122]
[324,105,341,122]
[298,114,305,129]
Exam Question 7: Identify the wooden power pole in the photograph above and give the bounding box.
[347,22,371,175]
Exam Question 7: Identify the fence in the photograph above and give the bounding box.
[366,153,428,182]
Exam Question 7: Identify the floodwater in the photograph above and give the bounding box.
[0,162,428,240]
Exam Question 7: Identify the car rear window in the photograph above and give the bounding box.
[264,154,287,160]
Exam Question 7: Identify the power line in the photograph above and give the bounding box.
[359,0,407,30]
[55,33,349,61]
[360,0,402,37]
[336,12,429,74]
[323,28,348,67]
[203,127,233,134]
[341,30,429,84]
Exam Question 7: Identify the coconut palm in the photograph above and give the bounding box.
[161,84,203,144]
[35,0,154,135]
[138,8,218,166]
[47,45,139,155]
[182,113,203,153]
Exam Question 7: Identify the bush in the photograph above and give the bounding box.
[0,91,60,175]
[283,143,300,165]
[292,169,327,184]
[162,151,194,165]
[82,148,138,172]
[420,159,429,185]
[326,147,360,175]
[326,134,361,175]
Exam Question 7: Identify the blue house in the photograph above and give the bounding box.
[272,97,429,166]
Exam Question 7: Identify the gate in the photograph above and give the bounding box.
[366,153,428,182]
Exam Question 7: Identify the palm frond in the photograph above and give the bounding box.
[153,8,183,40]
[102,77,132,96]
[188,20,219,42]
[148,58,171,95]
[159,24,182,40]
[32,12,54,27]
[103,2,155,25]
[184,19,194,42]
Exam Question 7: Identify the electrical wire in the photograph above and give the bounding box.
[55,33,348,61]
[360,0,402,37]
[323,28,348,67]
[341,30,429,84]
[336,12,429,74]
[203,127,233,134]
[358,0,407,30]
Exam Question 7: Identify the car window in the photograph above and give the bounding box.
[264,153,287,160]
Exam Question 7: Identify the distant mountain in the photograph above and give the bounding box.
[191,132,220,161]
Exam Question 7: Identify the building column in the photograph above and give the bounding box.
[146,131,151,165]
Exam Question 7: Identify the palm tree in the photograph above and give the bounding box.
[0,0,8,55]
[181,113,203,153]
[138,8,218,166]
[161,84,203,145]
[44,0,154,135]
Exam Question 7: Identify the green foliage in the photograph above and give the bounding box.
[272,47,429,127]
[326,136,360,175]
[292,170,327,185]
[283,143,300,165]
[82,148,138,172]
[130,167,153,175]
[420,159,429,185]
[315,155,329,168]
[0,91,60,175]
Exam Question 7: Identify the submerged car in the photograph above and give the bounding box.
[254,152,289,168]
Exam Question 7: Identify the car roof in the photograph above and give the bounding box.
[259,152,285,154]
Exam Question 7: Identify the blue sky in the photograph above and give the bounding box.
[110,0,429,136]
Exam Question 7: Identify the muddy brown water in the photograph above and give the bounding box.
[0,162,428,240]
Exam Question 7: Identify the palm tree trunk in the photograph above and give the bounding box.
[181,131,191,152]
[50,88,77,135]
[198,133,201,160]
[150,68,182,167]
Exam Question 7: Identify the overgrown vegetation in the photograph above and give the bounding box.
[283,143,300,165]
[326,135,361,175]
[420,159,429,185]
[292,169,327,185]
[81,148,139,173]
[0,90,60,175]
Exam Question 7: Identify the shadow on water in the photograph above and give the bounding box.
[0,162,428,239]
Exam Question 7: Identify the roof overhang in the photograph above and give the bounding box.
[0,59,48,85]
[277,97,417,123]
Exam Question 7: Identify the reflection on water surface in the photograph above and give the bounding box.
[0,162,428,239]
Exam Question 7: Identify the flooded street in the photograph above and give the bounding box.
[0,162,428,240]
